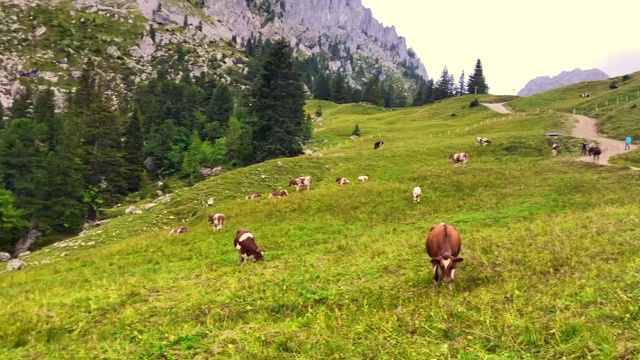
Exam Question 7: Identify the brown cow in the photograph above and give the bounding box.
[234,229,264,264]
[208,213,225,231]
[245,193,262,200]
[426,223,463,284]
[588,146,602,162]
[335,177,350,185]
[169,226,189,235]
[449,152,468,166]
[289,176,312,191]
[269,190,288,198]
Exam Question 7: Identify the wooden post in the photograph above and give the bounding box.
[573,109,576,114]
[536,108,539,114]
[379,134,381,138]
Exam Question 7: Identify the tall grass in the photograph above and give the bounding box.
[2,94,640,359]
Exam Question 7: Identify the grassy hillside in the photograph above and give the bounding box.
[2,95,640,359]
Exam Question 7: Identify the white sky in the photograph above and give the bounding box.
[361,0,640,95]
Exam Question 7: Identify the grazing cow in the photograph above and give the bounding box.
[169,226,188,235]
[234,229,264,264]
[475,137,492,146]
[208,213,225,231]
[412,186,422,203]
[449,152,469,166]
[551,143,561,156]
[426,223,463,284]
[288,176,312,192]
[245,193,262,200]
[580,93,590,99]
[588,146,602,162]
[357,175,369,182]
[335,177,350,185]
[268,190,288,198]
[374,141,384,150]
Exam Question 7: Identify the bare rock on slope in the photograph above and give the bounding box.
[517,68,609,96]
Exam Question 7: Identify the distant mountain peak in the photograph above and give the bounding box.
[517,68,609,96]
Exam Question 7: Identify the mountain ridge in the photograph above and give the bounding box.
[517,68,609,96]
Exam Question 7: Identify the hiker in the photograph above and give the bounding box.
[625,136,632,151]
[581,140,588,155]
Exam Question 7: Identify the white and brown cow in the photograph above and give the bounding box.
[551,143,561,156]
[358,175,369,182]
[234,229,264,264]
[245,193,262,200]
[412,186,422,203]
[288,176,312,191]
[169,226,189,235]
[449,152,469,166]
[580,93,590,99]
[269,189,289,198]
[336,177,350,185]
[475,137,491,146]
[426,223,463,284]
[208,213,225,231]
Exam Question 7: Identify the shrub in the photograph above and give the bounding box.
[469,99,480,108]
[315,106,323,118]
[351,124,361,137]
[622,74,631,82]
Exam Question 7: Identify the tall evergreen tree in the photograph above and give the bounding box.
[203,83,234,141]
[467,59,489,94]
[0,105,4,130]
[332,73,349,104]
[0,189,29,252]
[10,87,33,120]
[123,108,144,192]
[313,72,332,100]
[249,39,306,163]
[433,66,455,100]
[457,71,466,96]
[363,75,382,105]
[33,88,63,151]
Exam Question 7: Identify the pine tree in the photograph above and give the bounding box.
[332,74,349,104]
[149,25,156,43]
[363,75,381,105]
[0,189,29,252]
[313,72,332,100]
[205,84,234,132]
[226,116,252,166]
[183,15,189,28]
[467,59,489,94]
[123,108,144,192]
[249,38,306,163]
[351,123,361,137]
[457,71,466,96]
[433,66,455,100]
[10,87,33,120]
[33,88,63,151]
[0,105,4,130]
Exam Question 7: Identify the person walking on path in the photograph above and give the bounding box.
[625,136,632,150]
[581,140,588,155]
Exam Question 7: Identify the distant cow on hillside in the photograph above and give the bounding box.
[336,177,350,185]
[475,137,492,146]
[169,226,188,235]
[269,190,288,198]
[426,223,463,284]
[412,186,422,203]
[551,143,561,156]
[288,176,312,192]
[588,146,602,162]
[358,175,369,182]
[580,93,590,98]
[245,193,262,200]
[374,141,384,150]
[234,229,264,264]
[449,152,468,166]
[208,213,225,231]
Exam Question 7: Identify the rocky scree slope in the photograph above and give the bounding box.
[0,0,428,110]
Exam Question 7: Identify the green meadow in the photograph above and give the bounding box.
[2,84,640,358]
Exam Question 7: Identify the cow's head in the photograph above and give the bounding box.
[288,179,297,186]
[431,255,463,283]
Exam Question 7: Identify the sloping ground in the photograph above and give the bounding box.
[2,96,640,359]
[572,114,637,165]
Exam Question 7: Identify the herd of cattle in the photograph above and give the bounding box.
[165,130,599,282]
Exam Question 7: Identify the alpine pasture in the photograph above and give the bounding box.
[2,86,640,359]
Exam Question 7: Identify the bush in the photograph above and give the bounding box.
[469,99,480,108]
[622,74,631,82]
[351,124,361,137]
[315,106,323,118]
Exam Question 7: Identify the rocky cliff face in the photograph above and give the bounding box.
[0,0,428,110]
[517,68,609,97]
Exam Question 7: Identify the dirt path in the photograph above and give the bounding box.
[481,102,511,114]
[570,114,636,165]
[481,102,635,166]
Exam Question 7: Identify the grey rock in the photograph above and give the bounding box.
[0,252,11,262]
[106,45,120,57]
[125,206,142,214]
[518,68,610,97]
[7,259,27,271]
[34,26,46,37]
[153,11,171,25]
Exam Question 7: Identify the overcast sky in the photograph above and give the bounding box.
[361,0,640,95]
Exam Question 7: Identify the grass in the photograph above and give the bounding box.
[2,93,640,358]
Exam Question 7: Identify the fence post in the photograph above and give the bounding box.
[536,108,539,114]
[379,134,381,138]
[573,109,576,114]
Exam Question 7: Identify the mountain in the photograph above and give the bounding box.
[0,0,428,109]
[517,68,609,97]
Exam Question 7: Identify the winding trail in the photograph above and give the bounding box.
[482,102,636,166]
